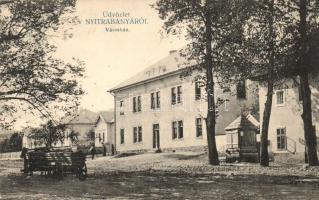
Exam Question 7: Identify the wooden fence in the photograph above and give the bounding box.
[0,151,21,160]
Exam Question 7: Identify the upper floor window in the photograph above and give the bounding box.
[236,80,246,99]
[196,118,203,137]
[120,129,125,144]
[133,126,142,143]
[276,90,285,105]
[133,96,142,112]
[156,91,160,108]
[120,100,124,115]
[172,120,183,139]
[195,81,201,100]
[151,91,160,109]
[171,86,182,105]
[276,128,286,150]
[298,84,303,101]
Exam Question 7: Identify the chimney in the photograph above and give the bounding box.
[169,50,177,55]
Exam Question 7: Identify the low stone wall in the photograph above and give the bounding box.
[0,151,21,160]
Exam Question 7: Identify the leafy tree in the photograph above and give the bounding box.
[153,0,250,165]
[237,0,319,166]
[0,0,84,127]
[238,0,293,166]
[28,120,78,148]
[289,0,319,165]
[85,128,95,145]
[9,132,23,151]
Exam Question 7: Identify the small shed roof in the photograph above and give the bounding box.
[225,114,259,131]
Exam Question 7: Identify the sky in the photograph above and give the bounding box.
[55,0,187,113]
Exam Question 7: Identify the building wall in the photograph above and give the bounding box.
[22,133,70,149]
[94,118,115,147]
[114,72,257,153]
[66,123,95,146]
[259,73,319,154]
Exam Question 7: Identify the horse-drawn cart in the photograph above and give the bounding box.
[23,147,87,180]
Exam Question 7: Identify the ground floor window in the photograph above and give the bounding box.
[196,118,203,137]
[172,120,183,139]
[133,126,142,143]
[276,128,286,150]
[120,129,125,144]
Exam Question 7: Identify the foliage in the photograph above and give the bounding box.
[0,0,84,127]
[85,129,95,145]
[153,0,252,165]
[0,131,22,152]
[28,120,78,147]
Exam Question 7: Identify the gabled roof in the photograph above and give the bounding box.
[108,50,195,92]
[225,114,259,131]
[63,109,98,125]
[97,111,114,124]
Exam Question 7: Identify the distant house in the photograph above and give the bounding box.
[94,111,115,147]
[22,128,70,149]
[22,109,99,149]
[259,72,319,155]
[22,109,115,150]
[63,109,98,147]
[108,50,258,153]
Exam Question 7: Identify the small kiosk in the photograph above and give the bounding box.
[224,114,259,162]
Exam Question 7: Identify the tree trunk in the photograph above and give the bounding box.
[260,77,273,166]
[300,72,318,165]
[204,6,219,165]
[299,0,318,166]
[260,0,275,167]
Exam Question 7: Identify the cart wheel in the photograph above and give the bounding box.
[78,163,87,181]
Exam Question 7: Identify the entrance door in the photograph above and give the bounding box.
[153,124,160,149]
[240,130,257,150]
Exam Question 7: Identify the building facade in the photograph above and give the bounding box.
[109,51,258,153]
[258,73,319,154]
[94,111,115,148]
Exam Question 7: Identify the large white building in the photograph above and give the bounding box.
[109,50,258,153]
[259,72,319,155]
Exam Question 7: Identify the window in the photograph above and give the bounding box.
[171,86,182,105]
[120,129,125,144]
[298,84,303,101]
[151,91,161,109]
[138,126,142,142]
[133,126,142,143]
[171,87,176,105]
[172,120,183,139]
[133,97,137,112]
[137,96,142,112]
[102,132,105,142]
[151,93,155,109]
[276,90,285,105]
[195,81,201,100]
[277,128,286,150]
[236,80,246,99]
[172,121,178,139]
[196,118,203,137]
[224,98,229,111]
[156,91,160,108]
[120,100,124,115]
[133,96,142,112]
[177,86,182,103]
[133,127,137,143]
